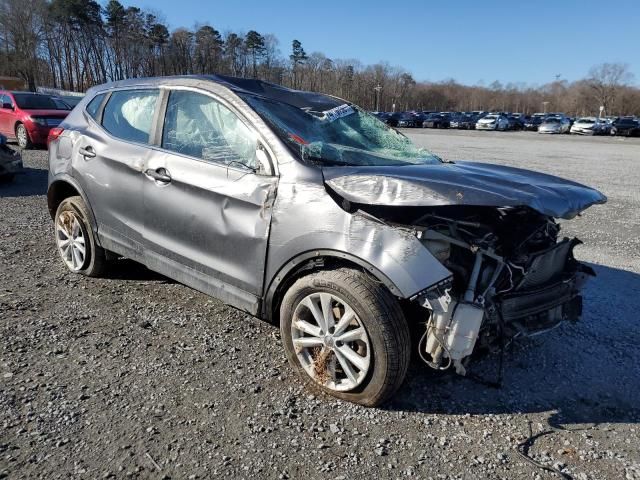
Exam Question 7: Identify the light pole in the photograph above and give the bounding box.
[542,101,549,114]
[374,84,382,112]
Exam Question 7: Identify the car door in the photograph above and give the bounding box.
[74,88,160,259]
[142,88,278,313]
[0,93,13,135]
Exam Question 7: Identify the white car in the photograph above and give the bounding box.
[476,114,509,131]
[538,116,571,134]
[570,117,605,135]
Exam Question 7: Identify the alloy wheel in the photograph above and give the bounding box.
[16,125,28,148]
[291,292,371,392]
[55,211,87,271]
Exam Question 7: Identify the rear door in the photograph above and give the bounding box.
[74,89,160,259]
[142,88,278,312]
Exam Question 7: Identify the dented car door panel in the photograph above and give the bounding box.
[143,148,277,311]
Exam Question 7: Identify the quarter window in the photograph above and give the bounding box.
[86,93,106,121]
[162,90,257,169]
[102,90,159,144]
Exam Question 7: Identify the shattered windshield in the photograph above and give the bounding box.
[241,94,442,167]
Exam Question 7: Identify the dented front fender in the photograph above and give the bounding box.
[264,160,453,311]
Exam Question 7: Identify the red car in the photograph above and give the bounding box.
[0,91,70,148]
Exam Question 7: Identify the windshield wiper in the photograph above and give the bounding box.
[304,154,355,167]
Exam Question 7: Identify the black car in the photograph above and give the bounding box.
[388,112,421,128]
[422,113,450,129]
[610,117,640,137]
[450,114,476,129]
[373,112,392,124]
[524,116,544,131]
[507,115,525,131]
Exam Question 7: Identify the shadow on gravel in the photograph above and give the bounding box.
[0,167,48,198]
[387,263,640,427]
[104,258,175,283]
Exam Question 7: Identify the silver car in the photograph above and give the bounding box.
[539,116,571,134]
[47,76,606,406]
[570,117,606,135]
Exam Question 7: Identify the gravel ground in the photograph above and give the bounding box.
[1,130,639,480]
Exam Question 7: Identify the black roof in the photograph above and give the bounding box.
[198,75,344,111]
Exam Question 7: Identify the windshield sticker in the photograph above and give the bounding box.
[323,104,355,122]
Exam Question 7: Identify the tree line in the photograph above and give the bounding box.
[1,0,638,116]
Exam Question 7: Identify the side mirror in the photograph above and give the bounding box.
[255,144,274,176]
[2,102,13,110]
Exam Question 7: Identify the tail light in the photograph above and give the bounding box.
[47,127,64,145]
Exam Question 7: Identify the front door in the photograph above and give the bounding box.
[143,89,277,313]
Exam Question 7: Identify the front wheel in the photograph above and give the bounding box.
[15,123,32,149]
[280,268,411,406]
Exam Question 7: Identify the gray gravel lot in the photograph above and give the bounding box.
[1,130,639,480]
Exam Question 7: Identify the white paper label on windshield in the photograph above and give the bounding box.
[323,104,355,122]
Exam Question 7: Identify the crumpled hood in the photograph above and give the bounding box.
[323,161,607,219]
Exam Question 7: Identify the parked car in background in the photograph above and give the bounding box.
[47,75,606,406]
[0,91,71,148]
[610,117,640,137]
[450,114,476,129]
[412,112,429,127]
[538,116,571,134]
[0,133,22,182]
[506,115,524,131]
[59,95,84,108]
[570,117,607,135]
[372,111,392,124]
[523,116,544,131]
[476,113,509,131]
[389,112,421,128]
[422,113,450,129]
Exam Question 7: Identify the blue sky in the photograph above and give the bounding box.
[120,0,639,86]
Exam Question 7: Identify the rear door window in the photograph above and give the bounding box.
[101,90,159,144]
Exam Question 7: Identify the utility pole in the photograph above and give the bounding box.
[542,101,549,114]
[374,84,382,112]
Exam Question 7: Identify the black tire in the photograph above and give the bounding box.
[280,268,411,407]
[0,173,15,183]
[54,196,107,277]
[15,123,32,149]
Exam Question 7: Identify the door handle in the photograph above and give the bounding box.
[144,168,171,184]
[78,146,96,158]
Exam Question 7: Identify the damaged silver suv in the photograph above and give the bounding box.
[47,76,606,406]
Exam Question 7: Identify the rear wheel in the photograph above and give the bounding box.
[54,196,107,277]
[280,268,411,406]
[15,123,32,149]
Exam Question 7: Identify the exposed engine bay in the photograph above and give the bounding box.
[360,204,595,375]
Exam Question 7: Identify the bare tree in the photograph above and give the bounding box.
[586,63,634,115]
[0,4,639,117]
